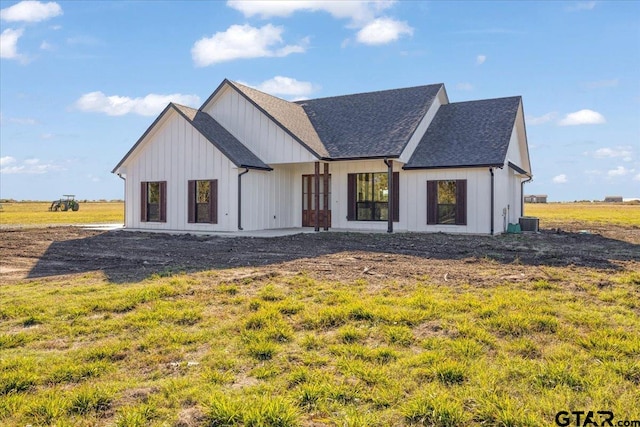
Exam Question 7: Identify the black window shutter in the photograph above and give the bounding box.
[455,180,467,225]
[210,179,218,224]
[427,180,437,224]
[347,174,356,221]
[187,180,196,223]
[392,171,400,222]
[159,181,167,222]
[140,182,148,222]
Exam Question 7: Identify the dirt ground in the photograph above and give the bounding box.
[1,223,638,285]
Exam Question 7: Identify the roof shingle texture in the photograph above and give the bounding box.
[296,84,443,159]
[173,104,270,170]
[405,96,521,169]
[229,81,329,158]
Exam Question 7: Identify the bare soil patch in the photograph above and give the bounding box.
[1,224,638,284]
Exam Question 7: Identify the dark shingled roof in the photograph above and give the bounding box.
[296,84,443,159]
[173,104,271,170]
[404,96,521,169]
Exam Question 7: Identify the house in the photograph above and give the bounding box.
[524,194,547,203]
[603,196,623,203]
[112,79,532,235]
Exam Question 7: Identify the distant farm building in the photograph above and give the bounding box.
[604,196,623,203]
[524,195,547,203]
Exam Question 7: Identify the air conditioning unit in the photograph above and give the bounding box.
[519,217,539,232]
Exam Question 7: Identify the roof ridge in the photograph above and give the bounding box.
[294,83,444,104]
[446,95,521,106]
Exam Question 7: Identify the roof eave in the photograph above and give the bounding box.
[171,105,270,171]
[402,163,504,170]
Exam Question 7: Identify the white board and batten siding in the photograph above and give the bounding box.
[239,165,300,231]
[290,160,493,234]
[403,167,493,234]
[205,87,318,165]
[121,111,239,231]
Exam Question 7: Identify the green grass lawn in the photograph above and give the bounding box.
[0,202,124,226]
[1,266,639,426]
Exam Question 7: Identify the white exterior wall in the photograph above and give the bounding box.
[122,112,239,232]
[404,167,493,234]
[239,165,300,231]
[205,87,318,165]
[399,87,448,163]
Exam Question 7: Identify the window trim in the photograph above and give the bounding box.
[427,179,467,225]
[188,179,218,224]
[347,172,399,222]
[140,181,167,223]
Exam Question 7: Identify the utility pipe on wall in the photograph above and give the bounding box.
[238,168,249,230]
[521,175,533,217]
[490,168,495,235]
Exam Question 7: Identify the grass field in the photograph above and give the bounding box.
[1,267,639,426]
[1,203,639,426]
[526,202,640,228]
[0,202,124,226]
[1,201,638,229]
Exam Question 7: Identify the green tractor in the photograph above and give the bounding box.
[49,195,80,212]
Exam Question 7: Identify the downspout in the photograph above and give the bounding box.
[117,173,126,228]
[490,168,495,235]
[521,175,533,217]
[238,168,249,230]
[383,159,393,233]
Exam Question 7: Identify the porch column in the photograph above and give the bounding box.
[323,162,329,231]
[314,161,320,232]
[384,159,393,233]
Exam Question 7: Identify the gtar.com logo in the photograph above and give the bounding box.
[555,411,614,427]
[555,411,640,427]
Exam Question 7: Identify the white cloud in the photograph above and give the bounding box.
[476,54,486,65]
[567,1,596,11]
[41,132,54,139]
[558,109,606,126]
[242,76,318,98]
[552,174,568,184]
[356,17,413,45]
[456,83,473,91]
[191,24,307,67]
[40,40,53,50]
[0,1,62,22]
[1,156,16,166]
[227,0,394,25]
[607,166,630,177]
[0,157,64,174]
[527,112,557,125]
[591,146,633,161]
[634,173,640,182]
[584,79,618,89]
[0,28,24,60]
[75,91,200,116]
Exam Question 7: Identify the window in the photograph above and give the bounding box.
[188,180,217,224]
[427,180,466,225]
[141,181,166,222]
[347,172,399,222]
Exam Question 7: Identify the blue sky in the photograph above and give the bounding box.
[1,0,638,201]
